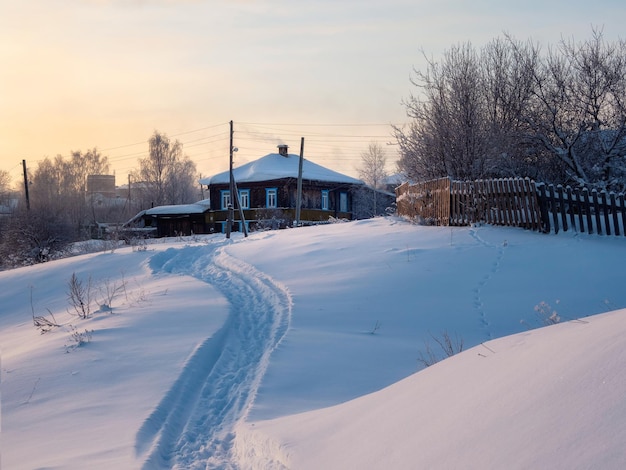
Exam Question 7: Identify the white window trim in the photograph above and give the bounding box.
[220,190,231,210]
[266,188,278,208]
[321,189,329,210]
[239,189,250,209]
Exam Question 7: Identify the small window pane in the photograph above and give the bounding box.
[239,190,250,209]
[321,190,329,210]
[221,191,231,210]
[266,188,277,208]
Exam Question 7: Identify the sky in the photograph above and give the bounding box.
[1,0,625,185]
[1,218,625,468]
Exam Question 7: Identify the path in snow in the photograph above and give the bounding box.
[135,242,292,469]
[468,227,508,340]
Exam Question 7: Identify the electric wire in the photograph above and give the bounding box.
[9,120,406,183]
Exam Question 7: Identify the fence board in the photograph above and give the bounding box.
[619,193,626,237]
[396,177,625,237]
[611,193,620,236]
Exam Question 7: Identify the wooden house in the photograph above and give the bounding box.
[199,145,367,233]
[132,145,394,236]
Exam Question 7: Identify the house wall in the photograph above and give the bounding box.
[206,178,358,232]
[208,179,354,212]
[140,180,389,237]
[148,213,211,237]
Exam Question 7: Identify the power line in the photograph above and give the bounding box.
[8,120,403,182]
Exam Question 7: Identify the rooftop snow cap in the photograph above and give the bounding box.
[277,144,289,157]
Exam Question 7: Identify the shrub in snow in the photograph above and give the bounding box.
[131,237,149,252]
[65,325,93,352]
[534,301,561,325]
[417,330,464,368]
[97,275,128,313]
[29,286,60,334]
[66,272,93,319]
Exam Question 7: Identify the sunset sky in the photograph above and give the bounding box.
[1,0,624,186]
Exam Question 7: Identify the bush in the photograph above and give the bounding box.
[67,272,93,319]
[417,330,464,368]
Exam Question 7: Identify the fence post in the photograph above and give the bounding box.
[611,192,620,236]
[526,178,541,231]
[621,193,626,237]
[548,184,560,234]
[557,185,568,232]
[592,190,602,235]
[566,186,576,231]
[601,191,611,236]
[583,188,593,234]
[573,187,585,233]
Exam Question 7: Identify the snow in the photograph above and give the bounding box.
[199,152,363,186]
[1,217,626,469]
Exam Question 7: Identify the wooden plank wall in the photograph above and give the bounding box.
[536,183,626,236]
[397,177,541,230]
[397,178,626,236]
[450,178,541,230]
[395,178,450,226]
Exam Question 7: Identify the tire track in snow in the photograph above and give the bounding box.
[136,243,292,469]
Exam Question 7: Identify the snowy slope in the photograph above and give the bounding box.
[236,308,626,469]
[1,218,625,469]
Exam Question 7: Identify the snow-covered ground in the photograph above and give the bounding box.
[1,217,625,469]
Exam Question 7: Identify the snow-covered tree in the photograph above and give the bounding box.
[395,28,626,190]
[524,28,626,190]
[358,142,388,189]
[132,131,199,208]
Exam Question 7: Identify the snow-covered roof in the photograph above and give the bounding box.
[385,173,408,186]
[145,199,211,216]
[199,152,363,186]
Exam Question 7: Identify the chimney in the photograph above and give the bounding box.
[277,144,289,157]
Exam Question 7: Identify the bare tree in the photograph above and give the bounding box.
[132,131,199,208]
[482,36,542,178]
[525,28,626,190]
[0,169,10,192]
[356,142,390,217]
[27,149,110,238]
[395,29,626,190]
[395,43,492,181]
[0,169,13,215]
[358,142,388,188]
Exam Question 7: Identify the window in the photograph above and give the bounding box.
[220,190,231,210]
[238,189,250,209]
[266,188,277,208]
[321,190,329,210]
[339,192,348,212]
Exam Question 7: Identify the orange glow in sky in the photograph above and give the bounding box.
[1,0,624,186]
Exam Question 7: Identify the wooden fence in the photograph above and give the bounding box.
[536,183,626,236]
[396,177,626,236]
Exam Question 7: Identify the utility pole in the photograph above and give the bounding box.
[233,179,248,237]
[295,137,304,226]
[226,120,234,238]
[22,159,30,210]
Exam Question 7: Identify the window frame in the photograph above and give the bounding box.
[266,187,278,208]
[238,189,250,209]
[220,190,231,210]
[321,189,329,210]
